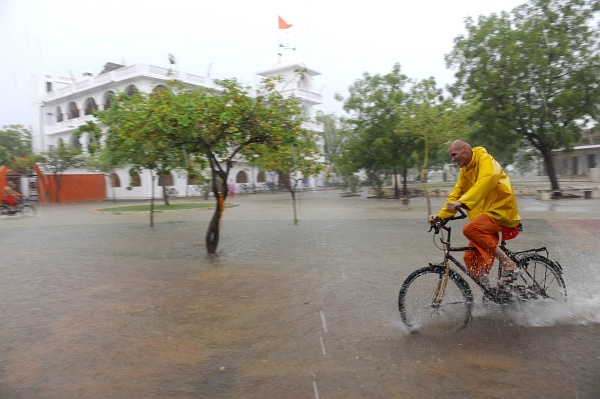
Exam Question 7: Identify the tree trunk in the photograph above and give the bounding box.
[541,150,560,191]
[150,174,156,228]
[393,170,399,199]
[281,172,299,225]
[421,141,432,216]
[402,167,408,197]
[206,206,221,254]
[162,185,170,206]
[205,172,228,254]
[109,175,117,204]
[54,175,61,203]
[291,189,298,225]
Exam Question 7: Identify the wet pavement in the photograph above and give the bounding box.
[1,190,600,398]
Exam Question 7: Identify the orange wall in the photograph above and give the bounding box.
[49,174,106,202]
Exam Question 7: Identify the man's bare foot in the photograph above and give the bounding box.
[500,260,518,272]
[499,261,523,283]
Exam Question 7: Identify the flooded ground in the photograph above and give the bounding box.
[1,190,599,398]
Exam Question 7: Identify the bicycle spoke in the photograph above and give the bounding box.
[399,266,473,335]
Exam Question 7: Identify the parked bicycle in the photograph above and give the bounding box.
[263,181,279,193]
[398,207,567,335]
[239,183,256,194]
[0,197,38,217]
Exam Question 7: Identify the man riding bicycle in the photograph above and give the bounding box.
[3,181,22,211]
[428,140,522,287]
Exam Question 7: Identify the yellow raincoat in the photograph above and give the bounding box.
[438,147,521,228]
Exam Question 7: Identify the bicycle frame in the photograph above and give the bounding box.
[434,222,487,292]
[431,208,525,302]
[432,209,560,302]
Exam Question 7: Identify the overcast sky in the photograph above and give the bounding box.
[0,0,526,128]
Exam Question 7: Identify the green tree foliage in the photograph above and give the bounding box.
[398,78,480,214]
[315,112,347,167]
[94,76,304,253]
[76,121,123,203]
[446,0,600,190]
[338,63,417,198]
[90,88,189,226]
[250,127,323,225]
[337,65,478,205]
[36,141,84,203]
[315,112,356,189]
[0,124,32,165]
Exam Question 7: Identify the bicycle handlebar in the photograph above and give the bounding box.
[429,207,467,233]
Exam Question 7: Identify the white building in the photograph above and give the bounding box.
[30,48,325,200]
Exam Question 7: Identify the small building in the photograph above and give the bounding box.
[551,131,600,182]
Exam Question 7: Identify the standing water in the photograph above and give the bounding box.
[0,191,598,398]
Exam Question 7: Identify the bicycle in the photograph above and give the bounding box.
[0,197,38,217]
[398,207,567,335]
[263,181,279,193]
[239,183,256,194]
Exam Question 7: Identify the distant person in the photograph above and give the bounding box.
[227,180,235,198]
[3,181,22,211]
[428,140,522,287]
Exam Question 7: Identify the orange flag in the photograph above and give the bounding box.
[278,16,293,29]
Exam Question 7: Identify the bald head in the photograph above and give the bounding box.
[448,140,473,167]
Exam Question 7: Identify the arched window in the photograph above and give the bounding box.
[103,91,114,110]
[68,102,79,119]
[129,170,141,187]
[84,98,98,115]
[256,171,266,183]
[125,85,139,96]
[236,171,248,183]
[55,106,63,122]
[187,173,202,185]
[71,134,81,149]
[158,172,174,186]
[151,85,168,99]
[110,173,121,187]
[56,137,65,148]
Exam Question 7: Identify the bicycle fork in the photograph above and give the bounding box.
[431,261,451,308]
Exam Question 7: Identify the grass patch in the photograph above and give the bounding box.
[100,203,215,212]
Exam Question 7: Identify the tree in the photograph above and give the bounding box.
[91,87,192,227]
[398,78,480,214]
[337,63,418,198]
[36,141,84,203]
[250,128,323,224]
[75,121,123,203]
[0,124,32,165]
[95,75,304,253]
[315,112,347,167]
[446,0,600,191]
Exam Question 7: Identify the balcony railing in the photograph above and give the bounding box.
[44,63,208,101]
[280,88,322,105]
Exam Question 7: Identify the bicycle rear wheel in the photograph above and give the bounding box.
[398,265,473,335]
[22,205,37,216]
[515,254,567,301]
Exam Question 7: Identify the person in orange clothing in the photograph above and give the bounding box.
[3,181,22,211]
[428,140,522,287]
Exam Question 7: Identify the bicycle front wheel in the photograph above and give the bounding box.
[516,254,567,301]
[22,205,37,216]
[398,265,473,335]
